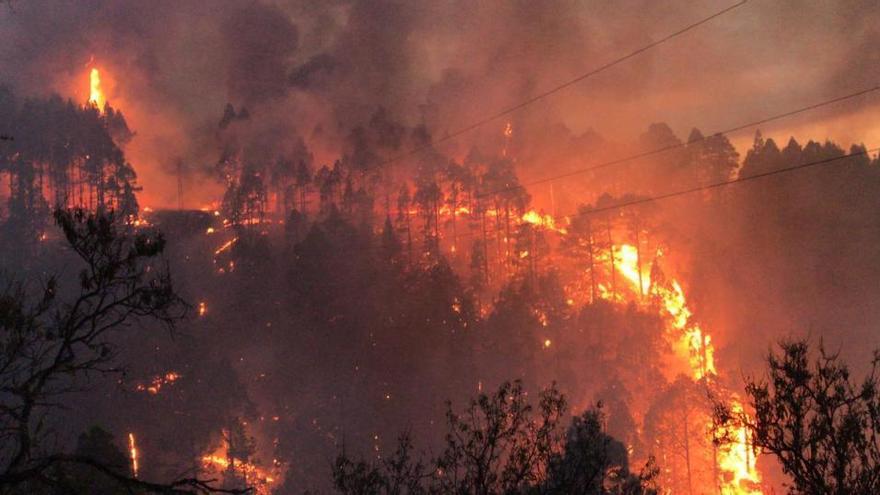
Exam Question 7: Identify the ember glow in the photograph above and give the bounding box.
[128,433,139,478]
[214,238,238,256]
[135,371,181,395]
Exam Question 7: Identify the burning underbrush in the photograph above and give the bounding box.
[200,426,283,495]
[130,191,765,492]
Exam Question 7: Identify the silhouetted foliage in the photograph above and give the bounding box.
[715,340,880,495]
[0,208,247,494]
[545,407,658,494]
[332,381,657,494]
[0,90,140,243]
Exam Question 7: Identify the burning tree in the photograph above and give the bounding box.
[715,340,880,494]
[0,88,140,243]
[562,204,600,303]
[479,157,531,273]
[221,163,268,228]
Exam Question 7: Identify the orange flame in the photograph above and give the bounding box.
[521,209,567,234]
[439,205,472,216]
[611,245,716,379]
[610,244,760,493]
[214,237,239,256]
[128,433,139,478]
[201,441,278,495]
[135,371,181,395]
[615,245,645,296]
[716,400,762,494]
[89,68,104,109]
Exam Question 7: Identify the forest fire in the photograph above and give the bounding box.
[200,439,279,495]
[716,401,761,495]
[608,244,715,379]
[608,243,760,493]
[2,3,879,494]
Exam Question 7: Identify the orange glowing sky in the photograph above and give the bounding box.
[2,0,876,209]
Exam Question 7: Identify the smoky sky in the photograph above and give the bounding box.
[0,0,878,206]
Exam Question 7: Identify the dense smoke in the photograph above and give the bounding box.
[2,1,880,493]
[1,0,878,206]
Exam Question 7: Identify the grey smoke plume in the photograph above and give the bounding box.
[0,0,877,204]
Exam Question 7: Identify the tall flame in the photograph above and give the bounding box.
[615,245,645,297]
[612,245,716,379]
[128,433,139,478]
[89,68,104,109]
[611,244,760,494]
[717,401,761,494]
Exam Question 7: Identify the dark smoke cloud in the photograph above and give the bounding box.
[3,3,879,490]
[288,53,335,89]
[221,2,298,106]
[0,0,877,204]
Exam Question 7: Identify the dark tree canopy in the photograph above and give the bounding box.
[332,381,658,494]
[716,340,880,495]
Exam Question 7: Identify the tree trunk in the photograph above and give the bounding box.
[607,215,616,296]
[405,210,412,262]
[635,219,644,298]
[451,192,457,254]
[504,201,511,274]
[481,198,490,284]
[587,219,597,303]
[683,406,694,495]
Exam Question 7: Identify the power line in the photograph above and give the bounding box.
[444,146,876,246]
[211,144,877,299]
[476,84,880,198]
[563,145,879,220]
[267,145,877,257]
[376,0,749,168]
[289,85,880,214]
[435,145,878,249]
